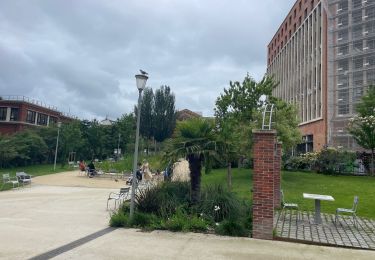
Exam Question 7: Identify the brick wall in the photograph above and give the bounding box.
[252,130,277,240]
[274,142,282,209]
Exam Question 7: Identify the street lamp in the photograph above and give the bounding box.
[130,72,148,218]
[53,121,62,171]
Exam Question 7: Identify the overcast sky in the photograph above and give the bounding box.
[0,0,295,120]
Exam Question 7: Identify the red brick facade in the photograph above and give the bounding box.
[274,142,282,209]
[252,130,280,240]
[0,99,73,135]
[267,0,319,65]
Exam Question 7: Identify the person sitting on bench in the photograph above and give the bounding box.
[87,161,96,178]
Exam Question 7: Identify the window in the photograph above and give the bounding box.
[37,113,48,126]
[0,107,6,121]
[10,108,19,121]
[26,110,36,124]
[294,9,297,18]
[49,117,58,125]
[305,8,308,19]
[299,1,302,10]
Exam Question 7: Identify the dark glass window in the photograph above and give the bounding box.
[49,116,57,125]
[37,113,48,126]
[0,107,7,121]
[26,110,36,124]
[10,108,19,121]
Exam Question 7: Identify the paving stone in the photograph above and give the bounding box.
[274,210,375,250]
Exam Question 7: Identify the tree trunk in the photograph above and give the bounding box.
[227,162,232,191]
[188,155,202,204]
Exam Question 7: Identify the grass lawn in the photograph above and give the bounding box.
[203,168,375,219]
[0,164,75,191]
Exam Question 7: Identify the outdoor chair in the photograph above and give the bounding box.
[1,173,19,190]
[107,187,130,210]
[335,196,359,227]
[281,189,299,219]
[16,172,32,186]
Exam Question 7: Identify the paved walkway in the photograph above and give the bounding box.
[275,210,375,250]
[1,173,375,259]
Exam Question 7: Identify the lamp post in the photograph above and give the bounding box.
[53,121,62,171]
[130,72,148,218]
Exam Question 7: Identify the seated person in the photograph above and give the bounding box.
[79,160,86,172]
[87,161,96,177]
[136,163,142,181]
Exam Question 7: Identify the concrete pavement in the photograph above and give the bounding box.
[1,174,375,259]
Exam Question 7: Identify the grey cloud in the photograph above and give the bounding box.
[0,0,295,119]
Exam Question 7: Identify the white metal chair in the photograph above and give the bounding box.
[281,189,299,219]
[107,187,130,210]
[335,196,359,227]
[1,173,19,190]
[16,172,32,186]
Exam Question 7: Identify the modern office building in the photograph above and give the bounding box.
[0,95,73,135]
[267,0,375,152]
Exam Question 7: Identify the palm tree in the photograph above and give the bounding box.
[166,118,217,203]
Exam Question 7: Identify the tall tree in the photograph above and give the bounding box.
[140,88,154,144]
[153,85,177,143]
[348,86,375,175]
[166,118,217,203]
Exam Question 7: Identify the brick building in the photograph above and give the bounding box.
[0,96,73,135]
[267,0,375,152]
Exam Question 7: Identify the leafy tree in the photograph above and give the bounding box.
[140,88,154,153]
[153,85,177,143]
[215,116,240,191]
[215,74,276,122]
[0,134,21,167]
[255,97,301,151]
[114,113,136,154]
[348,86,375,175]
[166,118,218,203]
[60,121,84,165]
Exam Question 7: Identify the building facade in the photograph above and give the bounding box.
[0,96,73,135]
[267,0,374,152]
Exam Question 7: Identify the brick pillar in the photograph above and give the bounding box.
[274,142,282,209]
[252,130,276,240]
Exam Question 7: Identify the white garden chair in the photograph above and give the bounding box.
[335,196,359,227]
[107,187,130,210]
[281,189,299,219]
[1,173,19,190]
[16,172,32,186]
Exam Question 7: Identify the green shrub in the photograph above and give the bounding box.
[130,212,159,228]
[135,181,190,217]
[315,148,356,175]
[162,208,189,232]
[284,152,317,171]
[199,184,241,222]
[109,212,129,227]
[215,220,248,237]
[188,215,208,232]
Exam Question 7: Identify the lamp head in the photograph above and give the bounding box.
[135,74,148,91]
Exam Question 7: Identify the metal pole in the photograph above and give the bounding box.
[130,89,143,218]
[53,125,61,171]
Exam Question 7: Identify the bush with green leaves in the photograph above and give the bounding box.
[111,182,251,237]
[284,149,357,175]
[315,148,356,175]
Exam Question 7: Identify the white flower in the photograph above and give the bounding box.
[214,205,220,211]
[215,222,219,226]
